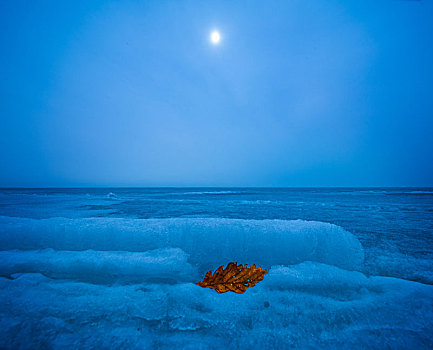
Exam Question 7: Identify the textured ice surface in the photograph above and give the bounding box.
[1,263,432,349]
[0,248,196,284]
[0,215,432,349]
[0,217,364,271]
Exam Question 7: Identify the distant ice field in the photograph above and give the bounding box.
[0,188,432,348]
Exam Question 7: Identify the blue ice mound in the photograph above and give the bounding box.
[0,217,364,272]
[1,216,433,349]
[0,248,196,284]
[1,262,432,349]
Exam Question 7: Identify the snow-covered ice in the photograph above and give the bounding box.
[0,217,364,272]
[0,189,432,349]
[0,248,196,284]
[1,259,432,349]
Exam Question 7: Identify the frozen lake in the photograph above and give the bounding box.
[0,188,432,348]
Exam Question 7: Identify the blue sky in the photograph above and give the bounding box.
[1,0,432,187]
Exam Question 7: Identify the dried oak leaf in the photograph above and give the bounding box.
[196,262,267,294]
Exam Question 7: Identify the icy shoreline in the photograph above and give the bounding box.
[0,217,432,348]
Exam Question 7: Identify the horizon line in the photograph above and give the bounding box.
[1,186,433,190]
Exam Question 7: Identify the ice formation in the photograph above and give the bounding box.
[0,217,364,272]
[0,217,432,349]
[0,248,196,284]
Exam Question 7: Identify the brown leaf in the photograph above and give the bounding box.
[196,262,267,294]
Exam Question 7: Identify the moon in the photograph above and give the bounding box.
[210,30,221,44]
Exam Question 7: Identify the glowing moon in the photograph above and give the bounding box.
[210,30,221,44]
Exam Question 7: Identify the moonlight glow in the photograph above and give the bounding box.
[210,30,221,44]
